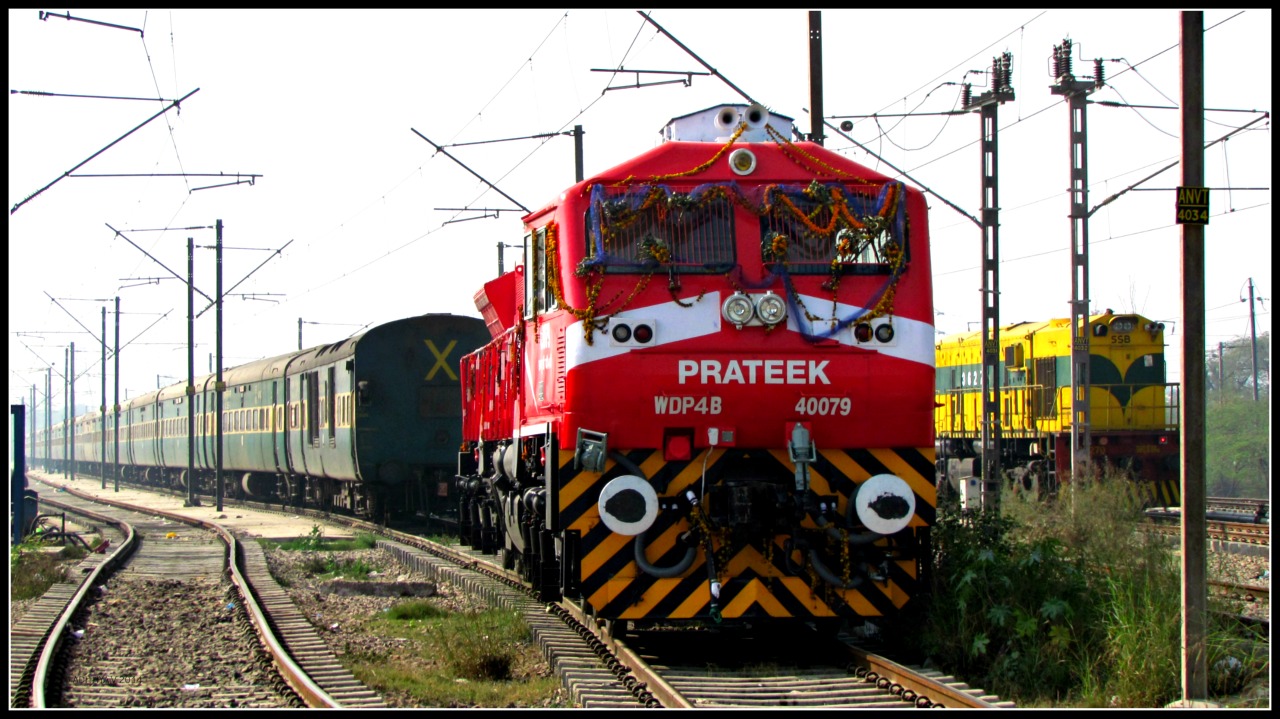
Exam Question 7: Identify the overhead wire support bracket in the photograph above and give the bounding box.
[410,127,529,214]
[11,90,183,103]
[435,207,522,225]
[12,87,200,215]
[441,213,497,225]
[39,10,144,37]
[190,176,258,192]
[637,11,759,106]
[1087,112,1270,218]
[591,67,710,92]
[65,172,262,193]
[116,277,168,290]
[234,293,283,303]
[195,239,293,319]
[106,223,214,304]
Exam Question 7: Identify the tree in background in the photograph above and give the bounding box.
[1205,332,1269,498]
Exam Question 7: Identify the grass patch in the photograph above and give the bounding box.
[291,554,381,580]
[344,604,566,707]
[10,536,91,601]
[906,467,1269,707]
[386,600,448,621]
[269,525,379,552]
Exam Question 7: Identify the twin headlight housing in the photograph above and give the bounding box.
[722,291,788,329]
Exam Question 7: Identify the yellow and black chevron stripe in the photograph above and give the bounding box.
[557,446,936,621]
[1150,476,1180,508]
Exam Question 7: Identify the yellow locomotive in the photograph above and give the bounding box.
[935,311,1180,506]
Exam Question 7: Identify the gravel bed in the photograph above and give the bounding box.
[58,575,301,708]
[1207,552,1270,622]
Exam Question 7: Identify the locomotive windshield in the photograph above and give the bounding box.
[587,187,736,273]
[760,183,906,275]
[583,180,906,278]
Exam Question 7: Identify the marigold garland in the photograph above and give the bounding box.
[614,122,750,186]
[552,123,913,344]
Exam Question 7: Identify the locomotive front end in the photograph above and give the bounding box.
[458,104,937,628]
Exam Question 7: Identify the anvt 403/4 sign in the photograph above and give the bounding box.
[1176,186,1209,225]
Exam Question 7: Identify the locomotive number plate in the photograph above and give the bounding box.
[794,396,852,416]
[654,395,723,415]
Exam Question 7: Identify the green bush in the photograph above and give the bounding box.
[916,497,1098,700]
[915,470,1263,707]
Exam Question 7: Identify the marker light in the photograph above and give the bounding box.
[612,324,632,343]
[853,323,873,343]
[632,323,654,344]
[874,323,895,343]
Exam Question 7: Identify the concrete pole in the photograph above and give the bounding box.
[1178,9,1208,703]
[188,236,198,507]
[70,341,75,480]
[216,219,224,512]
[102,307,107,488]
[114,296,120,492]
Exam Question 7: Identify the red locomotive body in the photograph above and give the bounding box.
[459,104,936,627]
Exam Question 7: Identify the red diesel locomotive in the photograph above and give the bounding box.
[457,103,936,628]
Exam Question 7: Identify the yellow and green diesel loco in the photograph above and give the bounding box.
[935,311,1180,506]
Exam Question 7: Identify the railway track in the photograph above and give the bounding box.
[584,620,1015,708]
[1206,497,1269,520]
[1209,579,1269,604]
[1145,514,1270,547]
[22,472,1014,708]
[14,477,385,708]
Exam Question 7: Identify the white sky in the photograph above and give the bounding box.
[7,8,1272,424]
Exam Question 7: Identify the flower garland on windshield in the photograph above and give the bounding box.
[547,122,909,343]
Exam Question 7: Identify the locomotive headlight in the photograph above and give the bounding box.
[722,292,755,328]
[728,148,757,176]
[874,323,895,343]
[755,291,787,326]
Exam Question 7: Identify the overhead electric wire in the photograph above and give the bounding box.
[290,11,596,300]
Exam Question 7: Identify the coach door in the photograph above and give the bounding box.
[271,381,284,475]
